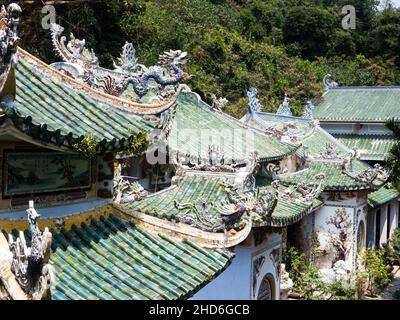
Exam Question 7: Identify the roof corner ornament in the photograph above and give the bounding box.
[276,93,292,116]
[210,93,228,111]
[343,163,388,184]
[0,201,53,300]
[247,87,263,113]
[0,3,21,96]
[293,173,325,203]
[302,101,314,120]
[323,74,338,90]
[50,23,99,68]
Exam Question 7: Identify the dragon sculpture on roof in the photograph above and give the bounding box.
[323,74,339,90]
[49,23,188,104]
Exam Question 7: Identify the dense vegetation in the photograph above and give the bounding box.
[14,0,400,118]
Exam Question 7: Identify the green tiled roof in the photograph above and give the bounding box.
[6,49,156,151]
[281,160,384,191]
[242,112,351,158]
[313,87,400,122]
[123,173,232,232]
[124,172,321,229]
[258,185,323,227]
[334,134,396,161]
[167,93,299,163]
[301,126,351,158]
[7,213,232,300]
[368,186,399,208]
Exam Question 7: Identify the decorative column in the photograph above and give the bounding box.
[379,206,388,246]
[389,201,398,239]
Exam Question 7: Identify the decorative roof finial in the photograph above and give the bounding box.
[113,42,139,74]
[247,87,263,113]
[0,201,53,300]
[0,3,21,97]
[323,74,338,90]
[302,101,314,120]
[276,93,292,116]
[210,93,228,111]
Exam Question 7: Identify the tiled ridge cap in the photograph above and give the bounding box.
[17,47,176,113]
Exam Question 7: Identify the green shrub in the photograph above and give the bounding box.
[72,133,98,157]
[390,228,400,265]
[361,248,390,296]
[285,247,306,285]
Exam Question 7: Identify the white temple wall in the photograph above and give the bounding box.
[369,200,400,248]
[191,232,282,300]
[388,200,399,238]
[312,194,368,270]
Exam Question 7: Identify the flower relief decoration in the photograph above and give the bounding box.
[323,74,339,90]
[276,93,292,117]
[0,3,21,95]
[0,201,53,300]
[50,24,189,104]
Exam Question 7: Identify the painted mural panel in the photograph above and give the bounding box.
[3,152,91,196]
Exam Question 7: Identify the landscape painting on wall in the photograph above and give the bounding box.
[3,152,91,196]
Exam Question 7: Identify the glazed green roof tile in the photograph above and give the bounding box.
[242,112,351,158]
[313,87,400,122]
[11,213,233,300]
[7,49,156,151]
[124,171,321,229]
[167,93,299,163]
[281,160,384,191]
[257,185,324,227]
[122,173,232,232]
[368,186,400,208]
[334,134,396,161]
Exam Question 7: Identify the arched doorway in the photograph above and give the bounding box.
[257,274,276,300]
[357,221,365,250]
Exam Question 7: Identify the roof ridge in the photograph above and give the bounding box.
[181,90,300,150]
[17,47,177,113]
[327,86,400,90]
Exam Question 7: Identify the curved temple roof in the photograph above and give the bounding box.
[281,160,385,191]
[313,87,400,122]
[2,211,233,300]
[0,48,159,151]
[167,92,299,163]
[368,185,400,209]
[334,134,396,161]
[122,170,324,231]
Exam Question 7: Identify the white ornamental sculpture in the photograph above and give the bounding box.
[0,201,53,300]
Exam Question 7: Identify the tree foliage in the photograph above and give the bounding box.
[14,0,400,118]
